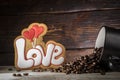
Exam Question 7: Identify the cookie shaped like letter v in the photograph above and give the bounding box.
[14,23,65,70]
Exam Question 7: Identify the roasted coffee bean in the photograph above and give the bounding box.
[16,73,22,77]
[81,56,84,60]
[23,73,29,76]
[66,70,71,74]
[13,73,16,76]
[8,68,13,71]
[32,47,105,75]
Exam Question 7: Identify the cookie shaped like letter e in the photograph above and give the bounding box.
[14,23,65,70]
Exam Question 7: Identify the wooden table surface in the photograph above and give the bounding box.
[0,66,120,80]
[0,71,120,80]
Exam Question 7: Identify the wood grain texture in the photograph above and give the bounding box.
[0,0,119,66]
[0,10,119,54]
[0,0,119,15]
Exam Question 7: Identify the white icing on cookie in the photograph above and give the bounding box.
[26,48,42,66]
[14,23,65,69]
[43,43,54,66]
[15,38,34,68]
[51,45,64,65]
[36,44,54,66]
[15,38,65,69]
[36,45,44,58]
[36,43,64,67]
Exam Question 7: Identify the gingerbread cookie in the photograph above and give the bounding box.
[14,23,65,70]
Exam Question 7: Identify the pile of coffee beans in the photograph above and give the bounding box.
[13,73,29,77]
[32,47,105,75]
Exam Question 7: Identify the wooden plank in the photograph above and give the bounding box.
[0,49,93,66]
[0,0,119,15]
[0,0,119,66]
[66,49,93,62]
[0,10,119,53]
[0,37,15,53]
[0,54,14,66]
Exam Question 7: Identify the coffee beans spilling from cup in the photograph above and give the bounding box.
[32,47,105,75]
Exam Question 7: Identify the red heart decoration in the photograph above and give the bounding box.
[23,28,35,42]
[32,25,44,38]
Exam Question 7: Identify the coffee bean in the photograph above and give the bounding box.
[16,73,22,77]
[23,73,29,76]
[32,47,105,75]
[13,73,16,76]
[8,68,13,71]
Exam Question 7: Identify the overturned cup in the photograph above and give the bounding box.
[95,26,120,71]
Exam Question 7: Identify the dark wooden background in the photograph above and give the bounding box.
[0,0,119,66]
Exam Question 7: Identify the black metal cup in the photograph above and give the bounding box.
[95,26,120,71]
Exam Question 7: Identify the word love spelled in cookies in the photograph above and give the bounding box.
[14,23,65,70]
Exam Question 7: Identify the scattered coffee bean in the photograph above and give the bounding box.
[8,68,13,71]
[23,73,29,76]
[13,73,16,76]
[32,47,105,75]
[16,73,22,77]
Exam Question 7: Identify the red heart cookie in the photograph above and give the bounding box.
[23,28,35,41]
[32,25,44,38]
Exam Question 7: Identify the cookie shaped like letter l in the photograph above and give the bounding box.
[14,23,65,70]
